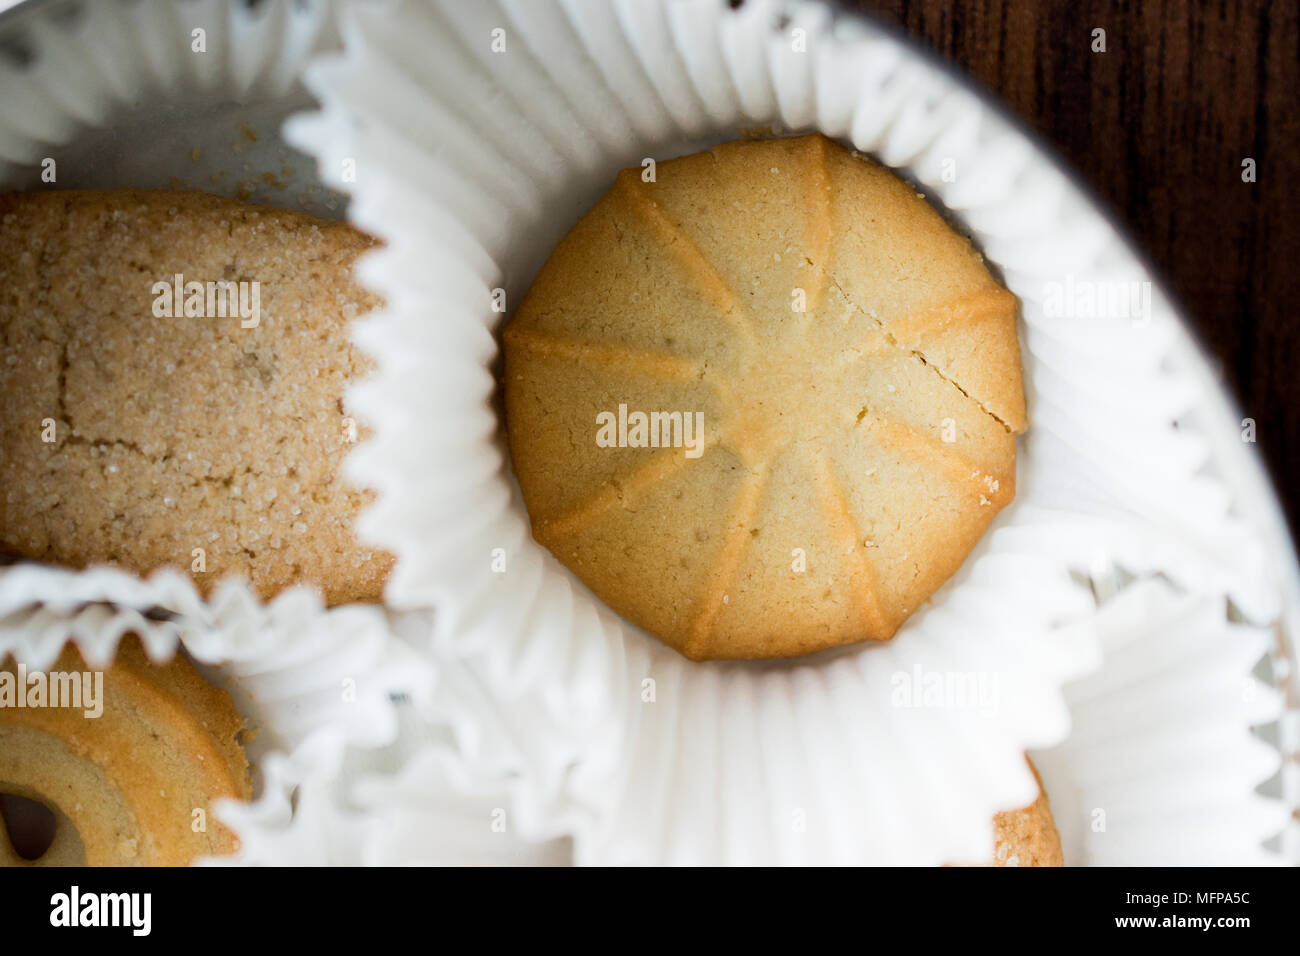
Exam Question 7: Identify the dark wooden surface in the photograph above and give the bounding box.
[851,0,1299,540]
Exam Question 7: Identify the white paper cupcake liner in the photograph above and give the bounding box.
[280,0,1296,864]
[0,0,418,681]
[1,588,421,755]
[0,0,310,603]
[215,734,574,866]
[1034,577,1288,866]
[0,0,373,633]
[353,749,574,866]
[0,0,432,863]
[212,613,571,865]
[297,568,1285,866]
[204,735,375,866]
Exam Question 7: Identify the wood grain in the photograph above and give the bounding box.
[848,0,1300,538]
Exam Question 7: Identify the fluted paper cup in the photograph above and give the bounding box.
[214,614,571,865]
[0,0,390,636]
[284,570,1285,866]
[280,0,1296,864]
[1035,577,1286,866]
[0,0,431,864]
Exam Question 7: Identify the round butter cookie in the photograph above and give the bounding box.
[0,189,392,605]
[0,637,251,867]
[504,134,1025,660]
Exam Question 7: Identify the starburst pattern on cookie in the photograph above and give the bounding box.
[504,134,1024,660]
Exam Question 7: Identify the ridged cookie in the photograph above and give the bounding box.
[504,134,1025,659]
